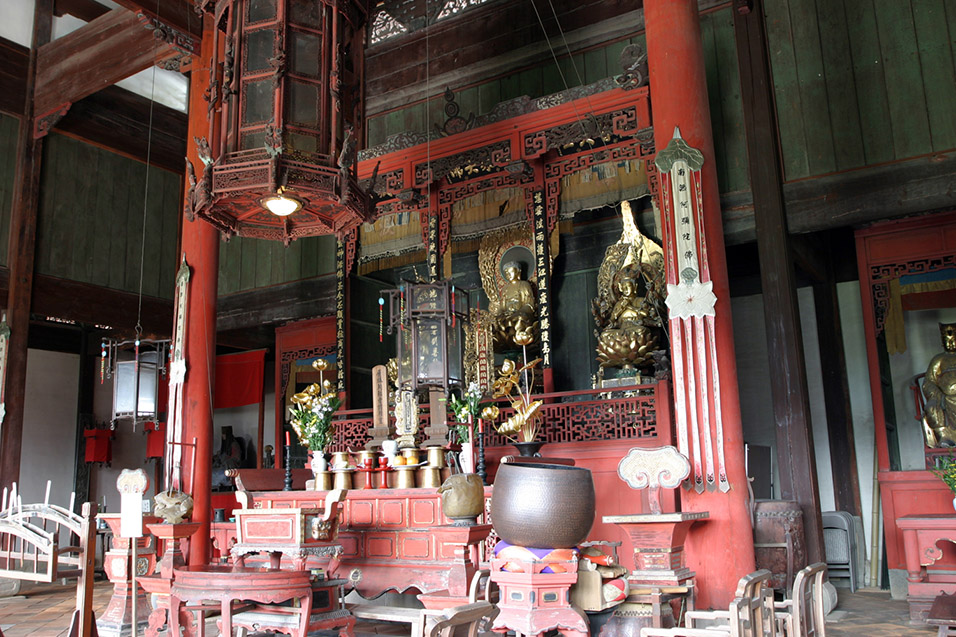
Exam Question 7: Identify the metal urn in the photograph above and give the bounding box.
[490,462,595,548]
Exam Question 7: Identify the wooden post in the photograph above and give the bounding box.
[180,16,219,565]
[813,240,863,516]
[732,0,825,563]
[644,0,756,608]
[68,501,99,637]
[0,0,53,494]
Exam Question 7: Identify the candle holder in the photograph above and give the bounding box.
[284,445,293,491]
[476,420,487,485]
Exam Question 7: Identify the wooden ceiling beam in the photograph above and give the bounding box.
[109,0,203,38]
[54,0,110,22]
[33,7,181,136]
[0,38,186,172]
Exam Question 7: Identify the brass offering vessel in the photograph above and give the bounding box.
[426,446,446,468]
[420,465,441,488]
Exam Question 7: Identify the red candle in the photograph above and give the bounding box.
[286,431,291,446]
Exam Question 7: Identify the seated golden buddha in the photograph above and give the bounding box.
[594,265,663,371]
[492,261,538,351]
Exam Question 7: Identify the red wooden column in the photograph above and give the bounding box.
[644,0,756,608]
[180,19,219,565]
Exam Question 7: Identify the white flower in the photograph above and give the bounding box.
[665,281,717,320]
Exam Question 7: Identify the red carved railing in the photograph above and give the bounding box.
[327,380,668,452]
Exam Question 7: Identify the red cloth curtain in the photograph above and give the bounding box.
[214,350,267,409]
[83,428,112,464]
[144,421,166,459]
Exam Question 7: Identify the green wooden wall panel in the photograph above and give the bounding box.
[218,236,241,295]
[159,179,180,295]
[91,149,119,287]
[300,236,319,278]
[517,68,543,101]
[765,0,811,179]
[141,168,167,298]
[239,237,258,290]
[403,102,425,134]
[712,10,749,193]
[0,114,19,267]
[69,140,98,285]
[367,114,386,147]
[30,134,179,299]
[477,81,501,115]
[283,236,303,283]
[583,49,607,85]
[540,62,565,97]
[499,71,522,102]
[912,0,956,151]
[315,236,336,274]
[701,14,728,191]
[843,0,895,165]
[43,137,72,274]
[789,0,837,175]
[814,0,865,170]
[123,162,147,294]
[873,0,933,159]
[457,86,479,123]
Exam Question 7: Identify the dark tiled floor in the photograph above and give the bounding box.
[0,581,941,636]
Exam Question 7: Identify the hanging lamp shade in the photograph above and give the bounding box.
[383,281,469,395]
[191,0,373,243]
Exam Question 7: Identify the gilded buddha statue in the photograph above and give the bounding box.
[591,201,666,374]
[923,322,956,447]
[594,263,663,370]
[492,261,538,350]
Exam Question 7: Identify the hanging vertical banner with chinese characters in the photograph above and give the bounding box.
[167,257,191,491]
[532,190,553,368]
[656,128,729,493]
[335,238,347,393]
[427,214,440,282]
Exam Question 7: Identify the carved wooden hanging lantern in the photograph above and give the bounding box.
[191,0,373,243]
[383,281,469,395]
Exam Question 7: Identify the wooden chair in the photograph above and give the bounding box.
[775,563,827,637]
[421,601,499,637]
[640,570,776,637]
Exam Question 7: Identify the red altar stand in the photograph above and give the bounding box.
[139,522,201,637]
[416,524,493,610]
[898,515,956,623]
[96,514,161,637]
[601,512,707,633]
[489,557,589,637]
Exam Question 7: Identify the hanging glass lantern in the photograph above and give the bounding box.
[104,338,170,428]
[383,281,468,395]
[191,0,373,243]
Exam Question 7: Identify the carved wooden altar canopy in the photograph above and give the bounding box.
[353,80,655,265]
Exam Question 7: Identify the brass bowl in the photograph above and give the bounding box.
[490,462,595,548]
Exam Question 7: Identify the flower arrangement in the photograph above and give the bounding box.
[492,357,543,443]
[448,381,490,445]
[932,455,956,494]
[289,359,341,452]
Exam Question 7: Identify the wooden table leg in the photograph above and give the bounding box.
[221,599,233,637]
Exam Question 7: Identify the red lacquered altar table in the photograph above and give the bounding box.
[169,565,312,637]
[898,515,956,623]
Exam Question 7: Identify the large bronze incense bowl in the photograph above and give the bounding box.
[490,462,595,548]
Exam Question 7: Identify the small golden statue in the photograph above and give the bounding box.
[492,261,539,351]
[923,322,956,447]
[592,202,666,372]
